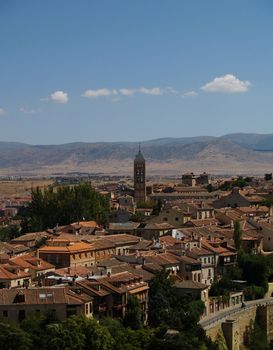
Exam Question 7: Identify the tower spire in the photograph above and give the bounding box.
[139,142,141,153]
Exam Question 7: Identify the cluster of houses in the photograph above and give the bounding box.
[0,196,30,225]
[2,164,273,324]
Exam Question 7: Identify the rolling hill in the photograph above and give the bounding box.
[1,134,273,176]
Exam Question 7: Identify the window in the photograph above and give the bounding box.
[3,310,8,317]
[18,310,26,322]
[175,217,179,221]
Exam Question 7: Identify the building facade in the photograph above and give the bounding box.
[134,146,146,206]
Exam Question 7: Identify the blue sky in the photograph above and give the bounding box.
[1,0,273,144]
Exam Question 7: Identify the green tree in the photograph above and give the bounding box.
[19,183,110,232]
[68,316,113,350]
[148,270,175,327]
[233,220,242,251]
[124,295,142,330]
[0,225,21,241]
[0,321,32,350]
[239,253,270,297]
[214,330,228,350]
[131,212,146,223]
[152,199,162,215]
[45,321,85,350]
[101,318,151,350]
[245,321,268,350]
[21,313,48,350]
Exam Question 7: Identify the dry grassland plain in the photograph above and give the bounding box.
[0,179,54,198]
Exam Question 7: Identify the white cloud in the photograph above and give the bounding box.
[19,107,42,114]
[0,108,5,116]
[119,88,136,96]
[165,86,179,94]
[201,74,251,93]
[83,86,173,100]
[119,87,163,96]
[83,88,118,99]
[51,90,69,104]
[138,87,162,95]
[182,90,198,97]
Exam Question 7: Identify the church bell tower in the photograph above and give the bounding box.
[134,145,146,206]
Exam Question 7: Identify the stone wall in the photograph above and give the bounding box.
[204,302,273,350]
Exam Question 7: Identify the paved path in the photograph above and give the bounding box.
[200,298,273,330]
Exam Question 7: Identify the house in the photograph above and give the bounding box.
[213,188,251,209]
[0,264,31,289]
[186,244,215,286]
[9,254,55,282]
[108,222,140,235]
[117,195,136,214]
[38,242,96,268]
[0,242,30,257]
[76,271,149,323]
[174,255,202,283]
[62,221,99,235]
[173,278,209,303]
[0,287,93,322]
[147,207,191,227]
[102,234,140,255]
[10,231,51,248]
[137,222,175,240]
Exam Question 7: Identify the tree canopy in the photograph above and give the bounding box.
[18,183,110,232]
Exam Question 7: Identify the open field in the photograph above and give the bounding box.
[0,179,54,198]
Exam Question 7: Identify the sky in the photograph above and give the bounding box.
[1,0,273,144]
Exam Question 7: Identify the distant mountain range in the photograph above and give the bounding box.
[1,133,273,176]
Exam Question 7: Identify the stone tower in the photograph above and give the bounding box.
[134,145,146,206]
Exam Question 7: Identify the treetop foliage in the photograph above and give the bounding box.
[18,183,110,232]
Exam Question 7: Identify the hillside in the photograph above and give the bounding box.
[1,134,273,176]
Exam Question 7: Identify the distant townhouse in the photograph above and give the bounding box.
[108,222,140,235]
[137,222,175,240]
[11,231,51,248]
[186,244,215,286]
[0,287,93,322]
[76,271,149,322]
[62,221,100,235]
[9,254,55,282]
[213,188,251,209]
[0,264,31,289]
[38,242,96,268]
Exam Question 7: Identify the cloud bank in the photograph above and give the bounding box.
[83,87,164,99]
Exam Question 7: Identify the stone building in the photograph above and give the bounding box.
[0,287,93,322]
[134,146,146,206]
